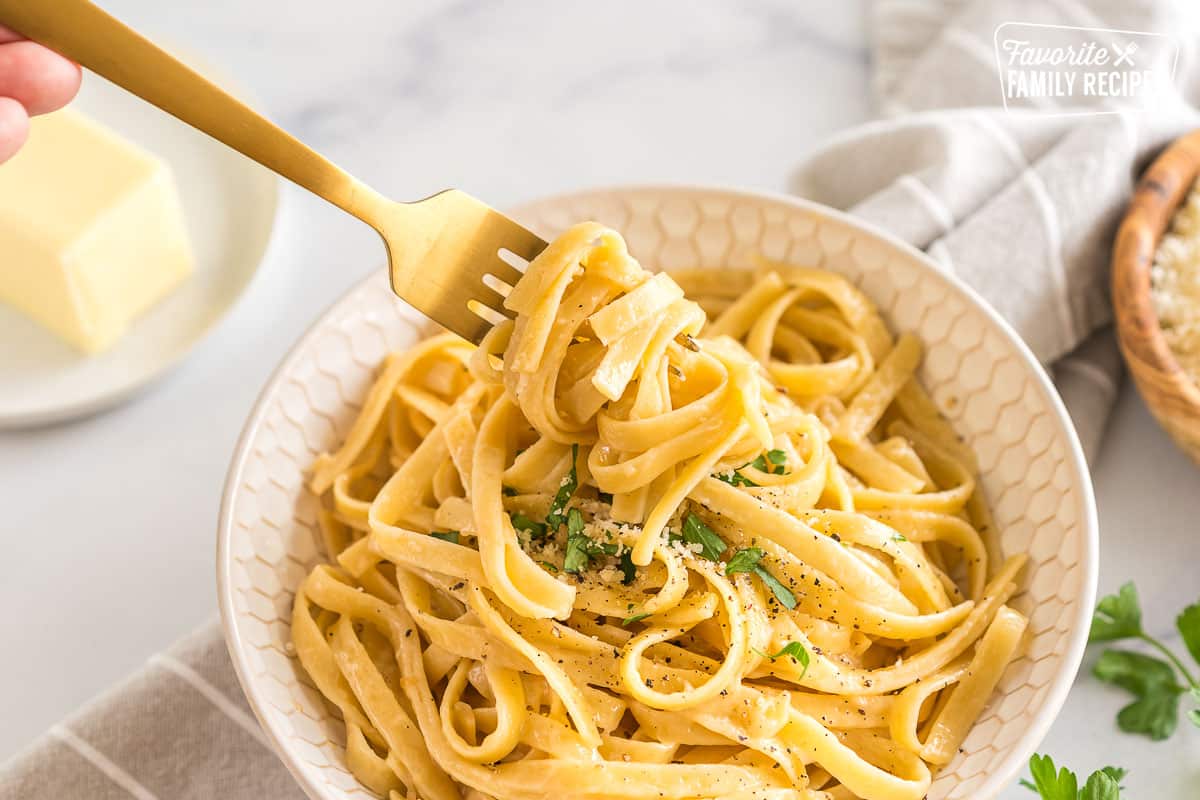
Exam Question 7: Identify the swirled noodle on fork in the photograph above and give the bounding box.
[293,222,1028,800]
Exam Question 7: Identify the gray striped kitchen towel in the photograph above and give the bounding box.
[794,0,1200,462]
[4,1,1200,798]
[0,624,300,799]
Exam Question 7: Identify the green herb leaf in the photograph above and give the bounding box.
[1175,602,1200,666]
[725,547,765,575]
[539,560,559,573]
[681,513,728,561]
[714,470,757,487]
[562,508,619,573]
[1187,687,1200,728]
[1093,649,1184,740]
[563,508,590,573]
[622,612,650,626]
[1078,771,1122,800]
[1090,582,1143,643]
[619,550,637,585]
[753,641,810,677]
[1021,755,1128,800]
[754,565,797,610]
[545,444,579,530]
[892,534,908,542]
[1024,754,1077,800]
[566,510,595,573]
[510,513,547,539]
[714,450,787,487]
[430,530,460,544]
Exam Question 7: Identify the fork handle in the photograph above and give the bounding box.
[0,0,390,231]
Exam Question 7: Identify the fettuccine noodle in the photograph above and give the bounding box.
[293,222,1028,800]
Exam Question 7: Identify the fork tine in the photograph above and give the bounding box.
[382,190,548,343]
[473,277,510,311]
[487,259,525,289]
[494,218,548,263]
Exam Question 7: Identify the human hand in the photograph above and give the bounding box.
[0,24,81,163]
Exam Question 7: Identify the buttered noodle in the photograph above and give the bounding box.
[293,223,1028,800]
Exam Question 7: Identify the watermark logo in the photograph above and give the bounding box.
[993,23,1178,115]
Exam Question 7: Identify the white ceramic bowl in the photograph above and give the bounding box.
[218,186,1098,800]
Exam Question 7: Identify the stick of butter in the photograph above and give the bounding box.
[0,109,194,354]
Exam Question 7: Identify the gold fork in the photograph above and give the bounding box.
[0,0,546,343]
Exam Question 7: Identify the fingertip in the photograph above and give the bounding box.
[37,55,82,115]
[0,96,30,163]
[0,40,83,116]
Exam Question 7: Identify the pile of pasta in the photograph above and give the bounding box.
[293,222,1028,800]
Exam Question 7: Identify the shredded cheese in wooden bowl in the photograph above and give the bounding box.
[1152,178,1200,387]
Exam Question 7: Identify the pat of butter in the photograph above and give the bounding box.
[0,109,194,354]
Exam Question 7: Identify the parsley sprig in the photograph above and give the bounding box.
[1020,754,1126,800]
[1088,581,1200,739]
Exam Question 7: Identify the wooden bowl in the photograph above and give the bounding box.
[1113,130,1200,465]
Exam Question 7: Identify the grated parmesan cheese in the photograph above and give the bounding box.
[1151,178,1200,386]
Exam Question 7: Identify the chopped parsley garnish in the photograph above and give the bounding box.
[724,547,765,575]
[563,508,590,573]
[510,513,547,539]
[892,534,908,542]
[539,560,559,573]
[714,449,788,487]
[545,444,579,530]
[715,470,758,488]
[681,513,727,561]
[430,530,460,544]
[562,508,617,574]
[619,550,637,585]
[755,565,798,609]
[722,546,796,609]
[752,641,810,677]
[622,612,651,626]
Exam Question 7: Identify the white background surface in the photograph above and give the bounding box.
[1,1,1197,796]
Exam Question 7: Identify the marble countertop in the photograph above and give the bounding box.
[1,1,1197,796]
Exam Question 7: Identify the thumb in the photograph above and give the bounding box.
[0,33,81,116]
[0,96,29,163]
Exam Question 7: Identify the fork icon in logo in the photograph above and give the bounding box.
[1112,40,1138,66]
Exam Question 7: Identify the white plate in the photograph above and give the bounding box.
[218,186,1098,800]
[0,49,279,428]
